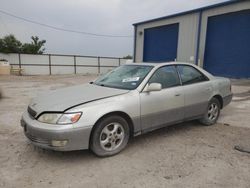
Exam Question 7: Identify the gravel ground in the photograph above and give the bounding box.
[0,75,250,188]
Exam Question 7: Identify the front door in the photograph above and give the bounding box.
[140,65,184,131]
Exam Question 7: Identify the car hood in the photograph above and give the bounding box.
[29,84,129,116]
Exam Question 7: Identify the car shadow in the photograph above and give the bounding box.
[128,120,202,146]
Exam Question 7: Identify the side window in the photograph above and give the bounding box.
[149,66,180,89]
[177,65,208,85]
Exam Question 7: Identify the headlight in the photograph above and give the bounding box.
[37,112,82,124]
[57,112,82,124]
[37,113,61,124]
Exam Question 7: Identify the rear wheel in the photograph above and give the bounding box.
[90,115,130,157]
[199,98,221,126]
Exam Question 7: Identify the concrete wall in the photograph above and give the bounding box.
[19,54,50,75]
[0,53,127,75]
[135,12,199,63]
[134,1,250,67]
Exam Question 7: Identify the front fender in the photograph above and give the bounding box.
[68,90,141,133]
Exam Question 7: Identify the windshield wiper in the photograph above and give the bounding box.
[94,82,106,87]
[90,82,102,86]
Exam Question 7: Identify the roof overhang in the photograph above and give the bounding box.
[133,0,244,26]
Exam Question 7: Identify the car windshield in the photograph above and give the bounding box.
[93,65,153,90]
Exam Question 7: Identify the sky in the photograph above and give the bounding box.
[0,0,229,57]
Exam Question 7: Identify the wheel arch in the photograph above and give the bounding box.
[89,111,135,146]
[212,94,223,109]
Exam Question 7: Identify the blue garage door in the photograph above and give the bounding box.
[204,10,250,78]
[143,23,179,62]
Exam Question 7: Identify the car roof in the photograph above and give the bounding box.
[126,62,196,67]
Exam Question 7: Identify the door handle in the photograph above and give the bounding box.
[175,94,181,96]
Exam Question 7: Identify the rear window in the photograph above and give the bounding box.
[177,65,208,85]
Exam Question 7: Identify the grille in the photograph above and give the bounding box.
[27,106,37,118]
[25,132,50,145]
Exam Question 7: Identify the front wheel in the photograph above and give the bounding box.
[90,115,130,157]
[199,98,221,126]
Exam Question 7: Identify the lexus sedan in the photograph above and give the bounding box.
[21,62,232,157]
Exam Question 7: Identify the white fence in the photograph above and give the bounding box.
[0,53,129,75]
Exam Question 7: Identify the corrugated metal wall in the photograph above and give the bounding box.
[135,12,199,63]
[134,1,250,69]
[198,1,250,67]
[143,23,179,62]
[203,9,250,78]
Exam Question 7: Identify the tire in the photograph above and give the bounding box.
[199,98,221,126]
[90,115,130,157]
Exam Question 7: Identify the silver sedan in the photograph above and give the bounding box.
[21,62,233,157]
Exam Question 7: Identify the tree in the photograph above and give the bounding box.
[21,36,46,54]
[0,34,22,53]
[0,34,46,54]
[123,55,133,59]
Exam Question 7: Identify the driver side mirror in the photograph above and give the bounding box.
[144,83,162,92]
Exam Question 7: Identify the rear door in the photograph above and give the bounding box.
[140,65,184,131]
[176,65,213,119]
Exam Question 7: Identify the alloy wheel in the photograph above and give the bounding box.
[207,103,219,121]
[99,122,125,152]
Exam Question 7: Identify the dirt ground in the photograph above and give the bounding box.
[0,75,250,188]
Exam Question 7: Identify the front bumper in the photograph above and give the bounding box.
[21,111,92,151]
